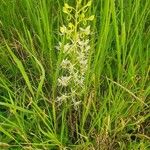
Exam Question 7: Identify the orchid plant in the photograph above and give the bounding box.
[56,0,94,109]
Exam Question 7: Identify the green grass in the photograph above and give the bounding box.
[0,0,150,149]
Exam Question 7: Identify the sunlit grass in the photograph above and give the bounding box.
[0,0,150,149]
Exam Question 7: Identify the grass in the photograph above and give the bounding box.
[0,0,150,149]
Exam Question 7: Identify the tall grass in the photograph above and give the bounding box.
[0,0,150,149]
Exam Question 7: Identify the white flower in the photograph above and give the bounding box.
[55,42,62,50]
[85,45,90,52]
[81,66,88,75]
[77,76,85,86]
[80,26,91,35]
[72,98,81,110]
[78,39,89,46]
[63,43,72,53]
[61,59,71,69]
[77,52,85,60]
[79,59,88,66]
[58,76,71,86]
[56,94,68,102]
[56,42,72,53]
[60,25,67,34]
[73,72,85,86]
[69,63,75,73]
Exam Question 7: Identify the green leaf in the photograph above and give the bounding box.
[5,43,34,96]
[87,15,95,21]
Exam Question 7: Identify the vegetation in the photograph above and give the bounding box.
[0,0,150,149]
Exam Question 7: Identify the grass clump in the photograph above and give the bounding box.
[0,0,150,149]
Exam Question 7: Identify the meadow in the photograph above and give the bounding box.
[0,0,150,149]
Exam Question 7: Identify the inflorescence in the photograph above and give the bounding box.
[56,0,94,109]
